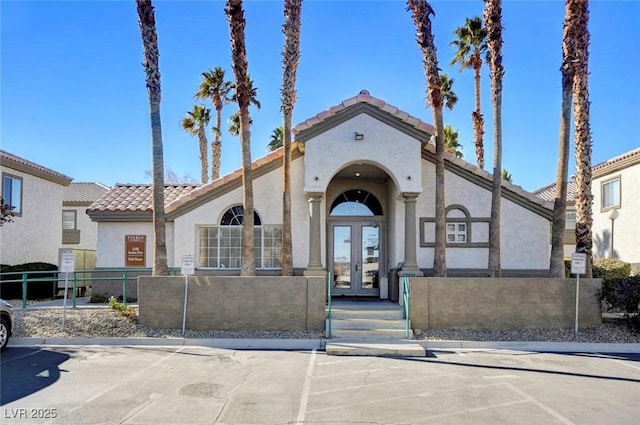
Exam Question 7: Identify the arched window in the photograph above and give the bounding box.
[330,190,383,216]
[445,205,470,244]
[220,205,261,225]
[199,206,278,270]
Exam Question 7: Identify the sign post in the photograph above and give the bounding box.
[571,253,587,334]
[60,251,75,332]
[181,254,195,335]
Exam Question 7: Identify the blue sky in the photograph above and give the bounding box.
[2,0,638,192]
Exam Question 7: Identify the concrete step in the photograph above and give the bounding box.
[326,340,426,357]
[331,328,413,340]
[330,308,404,321]
[329,318,406,330]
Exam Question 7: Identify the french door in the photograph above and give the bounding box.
[329,221,382,296]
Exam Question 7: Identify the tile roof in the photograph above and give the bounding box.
[534,147,640,202]
[64,182,111,204]
[88,184,200,213]
[532,181,577,202]
[292,89,436,136]
[0,149,72,186]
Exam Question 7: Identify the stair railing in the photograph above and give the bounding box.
[326,271,333,339]
[401,274,413,338]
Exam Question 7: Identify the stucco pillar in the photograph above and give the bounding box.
[304,192,326,276]
[401,192,421,273]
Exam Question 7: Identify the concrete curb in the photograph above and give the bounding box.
[9,337,325,351]
[9,337,640,353]
[420,340,640,353]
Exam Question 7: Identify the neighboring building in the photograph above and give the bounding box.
[88,91,553,298]
[0,150,72,265]
[63,182,110,250]
[535,147,640,271]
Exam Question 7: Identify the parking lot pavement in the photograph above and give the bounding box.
[2,346,639,425]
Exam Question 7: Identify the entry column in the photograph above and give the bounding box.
[401,192,422,273]
[304,192,326,275]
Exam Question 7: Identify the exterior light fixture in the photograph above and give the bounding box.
[607,208,619,259]
[354,132,364,141]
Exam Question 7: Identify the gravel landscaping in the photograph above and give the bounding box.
[10,305,640,343]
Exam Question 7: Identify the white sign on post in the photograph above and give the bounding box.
[181,254,195,276]
[571,253,586,275]
[61,252,75,273]
[570,252,587,334]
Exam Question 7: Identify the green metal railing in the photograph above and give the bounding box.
[0,268,180,309]
[401,274,413,338]
[326,271,333,339]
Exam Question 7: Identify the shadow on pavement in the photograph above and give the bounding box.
[1,347,70,405]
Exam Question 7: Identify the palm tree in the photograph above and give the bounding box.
[229,76,261,109]
[408,0,446,277]
[550,0,579,277]
[227,112,252,137]
[268,126,284,152]
[280,0,302,277]
[226,0,255,276]
[501,169,512,183]
[135,0,168,276]
[484,0,504,278]
[181,105,211,184]
[450,16,487,170]
[572,0,593,278]
[439,73,458,110]
[443,125,463,158]
[195,67,233,181]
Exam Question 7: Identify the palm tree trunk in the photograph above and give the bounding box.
[408,0,446,277]
[136,0,168,276]
[280,0,301,277]
[226,0,255,276]
[550,1,577,278]
[472,57,485,170]
[197,126,208,184]
[213,107,223,180]
[281,113,293,275]
[573,0,593,278]
[485,0,504,278]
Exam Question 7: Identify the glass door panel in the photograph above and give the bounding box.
[360,225,380,291]
[332,226,352,291]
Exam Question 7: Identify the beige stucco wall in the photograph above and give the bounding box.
[303,113,423,194]
[0,168,65,265]
[173,157,311,269]
[410,277,602,329]
[63,205,98,251]
[95,222,175,268]
[417,161,550,270]
[592,162,640,266]
[138,276,326,331]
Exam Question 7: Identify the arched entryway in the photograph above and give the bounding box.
[326,164,390,297]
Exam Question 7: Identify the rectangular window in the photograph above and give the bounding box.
[62,210,77,230]
[565,211,576,230]
[601,178,620,210]
[198,225,282,269]
[2,173,22,215]
[446,222,466,243]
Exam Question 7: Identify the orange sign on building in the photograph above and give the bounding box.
[125,235,146,267]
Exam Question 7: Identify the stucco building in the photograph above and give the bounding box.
[89,92,553,298]
[535,147,640,272]
[1,150,72,265]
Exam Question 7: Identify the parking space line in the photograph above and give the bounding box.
[295,348,316,425]
[505,383,576,425]
[54,346,186,421]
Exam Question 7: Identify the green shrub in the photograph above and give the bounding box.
[593,258,631,283]
[108,296,136,317]
[90,293,109,303]
[0,262,58,299]
[601,275,640,332]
